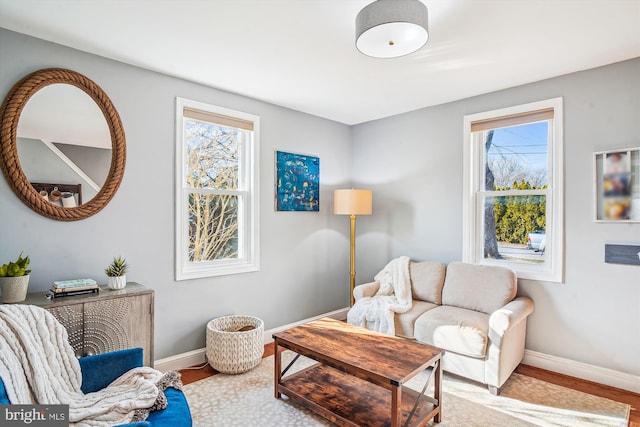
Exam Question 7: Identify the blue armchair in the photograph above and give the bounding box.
[0,347,192,426]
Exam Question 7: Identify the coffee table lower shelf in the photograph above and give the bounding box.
[277,363,439,427]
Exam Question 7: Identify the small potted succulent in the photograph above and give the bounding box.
[105,256,128,290]
[0,252,31,303]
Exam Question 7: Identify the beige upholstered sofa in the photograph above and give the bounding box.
[352,261,534,394]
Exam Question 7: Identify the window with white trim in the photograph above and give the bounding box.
[175,98,259,280]
[463,98,563,282]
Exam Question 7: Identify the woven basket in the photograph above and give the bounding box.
[206,315,264,374]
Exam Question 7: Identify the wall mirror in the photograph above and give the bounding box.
[0,68,125,221]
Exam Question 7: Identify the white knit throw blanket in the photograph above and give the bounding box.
[0,304,163,426]
[347,256,412,335]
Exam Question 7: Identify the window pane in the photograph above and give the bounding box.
[464,98,562,282]
[185,119,239,190]
[188,193,239,262]
[482,195,546,264]
[484,121,548,189]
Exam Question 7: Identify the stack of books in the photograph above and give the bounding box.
[50,279,99,298]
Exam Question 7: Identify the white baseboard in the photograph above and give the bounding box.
[523,349,640,394]
[155,348,208,373]
[154,307,349,373]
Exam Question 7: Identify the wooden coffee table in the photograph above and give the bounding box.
[273,317,443,427]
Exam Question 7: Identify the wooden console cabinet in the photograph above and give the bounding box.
[21,282,154,366]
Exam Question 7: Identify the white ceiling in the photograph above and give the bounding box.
[1,0,639,125]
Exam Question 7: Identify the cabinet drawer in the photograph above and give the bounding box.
[83,294,152,362]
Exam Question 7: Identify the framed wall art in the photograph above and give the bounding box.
[275,150,319,212]
[594,147,640,222]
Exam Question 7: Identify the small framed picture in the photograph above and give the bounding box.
[604,151,630,174]
[594,147,639,222]
[275,150,320,212]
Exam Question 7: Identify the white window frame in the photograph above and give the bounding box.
[175,97,260,280]
[462,97,564,283]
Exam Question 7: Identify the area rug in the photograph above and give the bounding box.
[183,352,630,426]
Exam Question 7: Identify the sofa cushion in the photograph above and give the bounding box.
[0,378,9,404]
[395,300,439,339]
[441,262,516,314]
[414,306,490,358]
[410,261,446,305]
[80,348,143,394]
[144,387,192,426]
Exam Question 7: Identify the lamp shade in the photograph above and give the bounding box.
[356,0,429,59]
[334,189,373,215]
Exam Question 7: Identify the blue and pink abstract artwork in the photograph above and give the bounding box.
[275,151,319,211]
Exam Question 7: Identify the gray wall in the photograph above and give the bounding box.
[0,29,353,359]
[351,58,640,377]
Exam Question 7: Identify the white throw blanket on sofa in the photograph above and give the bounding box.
[347,256,412,335]
[0,304,163,426]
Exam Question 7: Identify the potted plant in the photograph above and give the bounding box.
[0,252,31,303]
[105,256,128,290]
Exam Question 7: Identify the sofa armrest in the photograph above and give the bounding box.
[488,297,534,342]
[79,347,144,394]
[0,378,10,404]
[353,281,380,301]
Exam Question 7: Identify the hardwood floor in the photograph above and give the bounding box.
[515,364,640,427]
[180,343,640,427]
[179,343,276,385]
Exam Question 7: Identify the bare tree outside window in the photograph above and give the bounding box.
[484,130,501,258]
[185,120,240,262]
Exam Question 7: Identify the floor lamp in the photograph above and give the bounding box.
[334,189,372,307]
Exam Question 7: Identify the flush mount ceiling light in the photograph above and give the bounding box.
[356,0,429,59]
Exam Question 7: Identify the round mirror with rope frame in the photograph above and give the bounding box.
[0,68,125,221]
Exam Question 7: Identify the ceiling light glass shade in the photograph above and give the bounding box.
[356,0,429,59]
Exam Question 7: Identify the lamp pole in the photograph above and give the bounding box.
[349,214,357,307]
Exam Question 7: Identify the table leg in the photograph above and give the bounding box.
[274,339,282,399]
[434,357,442,423]
[391,385,401,427]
